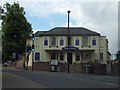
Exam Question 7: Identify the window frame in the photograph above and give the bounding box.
[60,38,64,46]
[92,38,96,46]
[35,52,40,61]
[51,36,56,46]
[83,52,90,60]
[60,52,64,61]
[100,53,103,60]
[75,38,79,46]
[44,38,48,46]
[83,36,88,47]
[75,54,80,61]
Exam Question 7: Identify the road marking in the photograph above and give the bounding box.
[69,75,119,87]
[91,79,118,87]
[92,80,118,87]
[106,83,118,87]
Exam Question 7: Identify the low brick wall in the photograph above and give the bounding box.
[10,60,24,69]
[59,63,67,72]
[93,64,106,75]
[111,63,119,76]
[29,62,83,73]
[9,61,108,75]
[74,63,83,73]
[10,61,15,67]
[29,63,107,75]
[33,62,50,71]
[59,63,83,73]
[16,60,24,69]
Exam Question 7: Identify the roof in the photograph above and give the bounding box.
[35,27,100,36]
[35,31,46,37]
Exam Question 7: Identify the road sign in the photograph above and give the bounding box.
[62,46,79,51]
[12,52,16,59]
[50,60,58,65]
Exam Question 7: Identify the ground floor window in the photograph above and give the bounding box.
[82,52,90,60]
[35,52,40,61]
[100,53,103,60]
[60,52,64,61]
[76,55,80,61]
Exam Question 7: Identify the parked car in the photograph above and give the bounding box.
[3,61,11,67]
[7,61,11,65]
[3,62,8,67]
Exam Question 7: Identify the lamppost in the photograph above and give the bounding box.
[67,10,70,74]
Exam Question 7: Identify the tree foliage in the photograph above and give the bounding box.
[2,2,32,62]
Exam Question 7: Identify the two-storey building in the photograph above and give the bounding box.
[26,27,111,73]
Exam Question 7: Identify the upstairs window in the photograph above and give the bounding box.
[92,38,96,45]
[100,53,103,60]
[44,38,48,46]
[83,36,88,47]
[60,38,64,46]
[51,36,56,46]
[75,38,79,46]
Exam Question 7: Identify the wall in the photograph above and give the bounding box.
[99,36,108,64]
[111,63,119,76]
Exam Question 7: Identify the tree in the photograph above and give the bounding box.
[2,2,32,62]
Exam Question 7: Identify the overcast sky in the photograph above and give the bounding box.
[0,0,119,55]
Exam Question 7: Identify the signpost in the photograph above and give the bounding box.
[12,52,16,59]
[12,52,16,66]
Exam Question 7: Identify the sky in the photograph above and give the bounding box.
[0,0,119,56]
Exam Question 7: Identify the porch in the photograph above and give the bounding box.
[45,49,95,64]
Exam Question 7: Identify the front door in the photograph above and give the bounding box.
[51,52,58,60]
[67,53,72,64]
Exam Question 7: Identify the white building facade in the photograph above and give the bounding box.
[26,27,111,70]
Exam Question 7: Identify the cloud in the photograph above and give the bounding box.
[1,0,119,3]
[30,2,118,54]
[1,0,118,54]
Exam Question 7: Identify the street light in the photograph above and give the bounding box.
[67,10,70,74]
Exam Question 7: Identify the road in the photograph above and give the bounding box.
[2,66,119,88]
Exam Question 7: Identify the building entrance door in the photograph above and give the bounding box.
[51,52,58,60]
[67,53,72,64]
